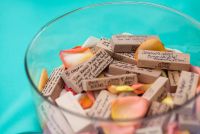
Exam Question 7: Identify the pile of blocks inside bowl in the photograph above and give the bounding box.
[37,33,200,134]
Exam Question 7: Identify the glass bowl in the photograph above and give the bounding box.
[25,1,200,134]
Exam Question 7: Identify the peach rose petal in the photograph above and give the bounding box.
[190,65,200,74]
[132,83,151,95]
[60,47,93,68]
[79,93,94,109]
[38,69,48,92]
[134,37,166,60]
[175,130,191,134]
[133,89,146,95]
[108,85,134,94]
[101,123,136,134]
[167,122,179,134]
[161,95,174,107]
[86,91,95,102]
[111,96,150,120]
[64,85,77,95]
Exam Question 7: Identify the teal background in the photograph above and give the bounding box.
[0,0,200,133]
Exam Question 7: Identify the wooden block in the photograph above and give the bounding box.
[42,66,65,101]
[179,114,200,134]
[114,52,136,65]
[63,49,113,93]
[38,101,74,134]
[61,63,83,79]
[104,72,114,77]
[111,35,155,53]
[96,38,113,54]
[108,60,161,84]
[173,71,199,106]
[167,71,180,93]
[55,92,94,133]
[88,90,117,118]
[137,50,190,71]
[147,101,170,116]
[96,38,136,64]
[82,74,138,91]
[136,126,163,134]
[142,77,169,101]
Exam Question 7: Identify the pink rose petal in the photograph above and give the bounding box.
[111,96,150,120]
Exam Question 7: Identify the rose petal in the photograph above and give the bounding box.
[61,46,88,53]
[161,95,174,107]
[132,83,151,95]
[134,37,166,60]
[190,66,200,74]
[131,83,143,89]
[86,91,95,102]
[101,123,136,134]
[108,85,134,94]
[38,69,48,92]
[167,122,179,134]
[79,94,93,109]
[82,36,100,48]
[175,130,191,134]
[111,96,150,120]
[133,89,146,95]
[64,85,77,95]
[60,48,93,68]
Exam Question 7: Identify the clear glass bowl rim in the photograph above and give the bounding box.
[25,1,200,122]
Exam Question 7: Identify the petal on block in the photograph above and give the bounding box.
[134,37,166,60]
[108,85,134,94]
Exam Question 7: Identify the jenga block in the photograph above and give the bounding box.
[82,74,138,91]
[114,52,136,65]
[173,71,199,106]
[111,35,155,53]
[136,126,163,134]
[61,63,83,79]
[137,50,190,71]
[96,38,136,64]
[55,92,94,133]
[38,101,74,134]
[96,38,112,54]
[147,101,170,116]
[167,71,180,93]
[42,66,65,101]
[108,60,161,84]
[62,49,113,93]
[88,90,117,118]
[179,114,200,134]
[142,77,169,101]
